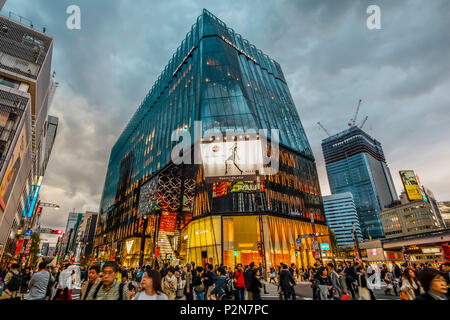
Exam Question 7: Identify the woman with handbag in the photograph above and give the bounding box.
[400,267,424,300]
[356,265,376,300]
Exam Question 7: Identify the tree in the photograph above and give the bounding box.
[29,232,41,266]
[329,230,340,256]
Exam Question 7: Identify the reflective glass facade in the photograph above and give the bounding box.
[322,127,398,240]
[96,9,327,267]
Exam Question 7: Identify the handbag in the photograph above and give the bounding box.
[400,290,410,300]
[194,282,205,293]
[358,275,371,300]
[342,293,351,300]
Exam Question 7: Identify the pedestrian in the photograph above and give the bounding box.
[343,262,357,299]
[0,263,21,300]
[175,269,185,299]
[415,268,448,300]
[269,268,276,284]
[279,263,296,300]
[244,262,255,300]
[250,269,263,300]
[80,265,101,300]
[210,267,227,300]
[19,266,32,299]
[356,265,375,300]
[86,261,129,300]
[133,269,167,300]
[400,267,424,300]
[192,266,205,300]
[54,263,73,300]
[162,267,177,300]
[328,263,347,300]
[184,263,193,300]
[233,264,245,300]
[204,264,217,300]
[26,262,54,300]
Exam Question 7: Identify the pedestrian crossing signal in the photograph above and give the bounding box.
[234,250,237,257]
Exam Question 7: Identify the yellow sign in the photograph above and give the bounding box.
[400,170,423,201]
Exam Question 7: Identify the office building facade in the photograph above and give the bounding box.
[322,126,398,240]
[0,12,57,264]
[381,192,444,240]
[323,192,362,247]
[96,9,329,269]
[438,202,450,228]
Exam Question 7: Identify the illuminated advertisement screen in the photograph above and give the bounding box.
[159,211,178,234]
[399,170,422,201]
[200,140,265,183]
[137,175,159,218]
[212,180,265,198]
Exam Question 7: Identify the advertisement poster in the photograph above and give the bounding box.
[159,211,178,234]
[399,170,422,201]
[0,124,27,211]
[137,175,159,218]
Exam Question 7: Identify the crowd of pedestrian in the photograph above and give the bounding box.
[0,260,448,301]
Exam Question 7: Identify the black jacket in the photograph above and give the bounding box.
[279,269,295,291]
[244,268,253,290]
[415,292,448,301]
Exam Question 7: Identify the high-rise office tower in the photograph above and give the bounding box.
[323,192,363,247]
[96,9,329,268]
[0,12,57,263]
[322,126,398,240]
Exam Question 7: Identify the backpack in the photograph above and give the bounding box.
[6,272,22,292]
[92,282,125,300]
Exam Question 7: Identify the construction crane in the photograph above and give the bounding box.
[359,116,368,129]
[348,99,362,127]
[317,122,331,137]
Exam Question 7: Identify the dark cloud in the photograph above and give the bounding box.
[3,1,449,244]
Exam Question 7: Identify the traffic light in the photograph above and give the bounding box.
[295,251,298,257]
[234,250,238,257]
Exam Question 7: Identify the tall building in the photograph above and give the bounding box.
[438,202,450,228]
[321,126,398,240]
[323,192,363,247]
[0,12,57,264]
[40,241,49,256]
[60,211,81,258]
[422,186,446,228]
[74,211,98,262]
[0,1,5,10]
[96,9,329,269]
[380,192,445,240]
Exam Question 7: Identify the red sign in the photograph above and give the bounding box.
[159,212,178,233]
[15,239,24,255]
[257,242,262,256]
[155,246,160,258]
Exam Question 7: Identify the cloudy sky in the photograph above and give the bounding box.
[3,0,449,245]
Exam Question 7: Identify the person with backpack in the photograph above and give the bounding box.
[210,267,227,300]
[86,261,129,300]
[0,263,21,300]
[26,262,54,300]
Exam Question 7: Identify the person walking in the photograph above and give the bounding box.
[249,269,263,300]
[192,266,205,300]
[0,263,21,300]
[415,268,448,300]
[19,267,32,300]
[279,264,296,300]
[26,262,54,300]
[268,268,276,284]
[356,265,375,300]
[162,267,177,300]
[400,267,424,300]
[134,269,168,300]
[233,264,246,300]
[184,263,193,300]
[328,263,347,300]
[244,262,255,300]
[86,262,129,300]
[210,267,227,300]
[80,265,101,300]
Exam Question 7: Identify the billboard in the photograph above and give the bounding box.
[159,212,178,234]
[200,140,265,183]
[137,175,159,218]
[0,124,27,211]
[212,180,265,198]
[399,170,422,201]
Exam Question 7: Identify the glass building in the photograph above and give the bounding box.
[323,192,362,247]
[95,9,329,269]
[322,127,398,240]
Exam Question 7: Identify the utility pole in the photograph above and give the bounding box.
[352,222,361,262]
